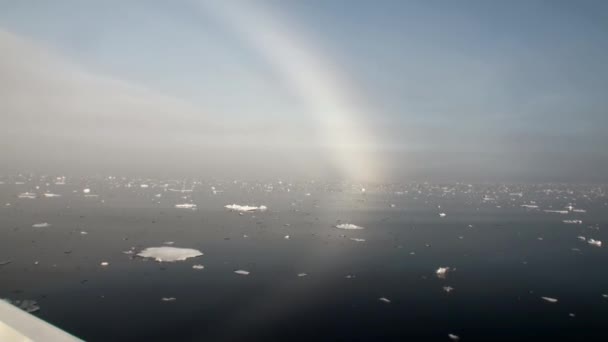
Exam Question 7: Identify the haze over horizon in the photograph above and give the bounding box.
[1,0,607,182]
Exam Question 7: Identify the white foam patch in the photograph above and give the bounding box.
[335,223,365,230]
[225,204,268,212]
[137,247,203,262]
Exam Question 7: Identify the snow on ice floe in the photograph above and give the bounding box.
[541,296,558,303]
[2,299,40,313]
[587,239,602,247]
[175,203,197,209]
[335,223,365,230]
[224,204,268,212]
[234,269,250,275]
[32,222,50,228]
[137,247,203,262]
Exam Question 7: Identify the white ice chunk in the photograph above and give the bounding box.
[32,222,50,228]
[234,269,250,275]
[43,193,61,198]
[543,210,568,214]
[448,333,460,341]
[443,286,455,293]
[577,236,586,241]
[521,204,539,209]
[224,204,268,212]
[436,267,451,279]
[541,296,558,303]
[297,273,308,277]
[587,239,602,247]
[563,220,582,224]
[350,238,366,242]
[137,247,203,262]
[439,213,446,217]
[378,297,391,303]
[18,192,37,199]
[83,188,91,194]
[161,297,176,302]
[192,264,205,270]
[335,223,365,230]
[100,261,109,266]
[175,203,197,209]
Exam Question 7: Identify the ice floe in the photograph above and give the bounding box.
[18,192,36,199]
[234,269,250,275]
[100,262,109,267]
[541,296,558,303]
[224,204,268,212]
[378,297,391,303]
[161,297,176,302]
[335,223,365,230]
[448,333,460,341]
[587,239,602,247]
[436,267,451,279]
[43,193,61,198]
[32,222,50,228]
[350,238,366,242]
[192,264,205,270]
[439,213,446,217]
[175,203,197,209]
[563,220,582,224]
[137,247,203,262]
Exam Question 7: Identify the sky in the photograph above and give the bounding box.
[1,0,607,182]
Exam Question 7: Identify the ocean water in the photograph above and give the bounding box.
[1,176,607,341]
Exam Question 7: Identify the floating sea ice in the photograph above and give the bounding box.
[43,193,61,198]
[443,286,455,293]
[100,261,109,267]
[32,222,50,228]
[587,239,602,247]
[83,188,91,194]
[192,264,205,270]
[234,269,250,275]
[378,297,391,303]
[439,213,446,217]
[297,273,307,277]
[137,247,203,262]
[602,294,608,299]
[161,297,176,302]
[436,267,451,279]
[521,204,539,209]
[2,299,40,313]
[577,236,586,241]
[18,192,36,199]
[164,241,175,245]
[335,223,365,230]
[284,235,290,240]
[543,210,568,214]
[572,209,586,213]
[541,296,558,303]
[175,203,197,209]
[225,204,267,212]
[140,184,149,188]
[345,274,356,279]
[350,238,366,242]
[448,333,460,341]
[563,220,582,224]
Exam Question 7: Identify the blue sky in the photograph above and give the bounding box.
[1,0,607,181]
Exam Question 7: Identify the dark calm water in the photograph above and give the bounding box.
[1,176,607,341]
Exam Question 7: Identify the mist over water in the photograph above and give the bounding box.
[1,1,608,341]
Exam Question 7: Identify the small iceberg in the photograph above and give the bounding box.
[588,239,602,247]
[32,222,50,228]
[137,247,203,262]
[335,223,365,230]
[234,269,250,275]
[224,204,267,212]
